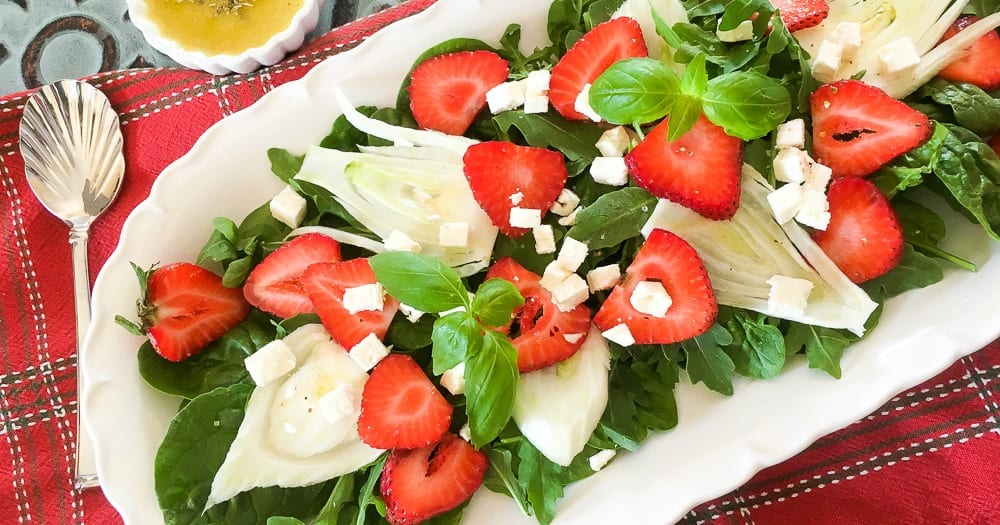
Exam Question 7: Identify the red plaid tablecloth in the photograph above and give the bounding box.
[0,1,998,523]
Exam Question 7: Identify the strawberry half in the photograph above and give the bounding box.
[810,177,904,283]
[301,258,399,349]
[126,262,250,362]
[463,141,568,237]
[243,233,342,319]
[770,0,830,32]
[358,354,452,450]
[938,15,1000,90]
[625,115,743,220]
[485,257,591,372]
[594,229,717,345]
[811,79,933,178]
[990,134,1000,158]
[549,17,648,121]
[380,433,488,525]
[408,50,509,135]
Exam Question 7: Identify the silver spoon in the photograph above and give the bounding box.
[19,79,125,490]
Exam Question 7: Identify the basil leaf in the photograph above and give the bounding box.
[703,71,791,140]
[682,325,736,396]
[472,278,525,328]
[267,148,305,182]
[431,312,482,375]
[369,252,470,313]
[567,187,657,249]
[679,53,708,98]
[589,58,680,125]
[666,95,703,141]
[464,330,518,447]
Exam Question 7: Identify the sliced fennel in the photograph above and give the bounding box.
[289,226,387,254]
[512,327,611,467]
[642,165,878,335]
[613,0,689,67]
[295,145,498,276]
[793,0,1000,98]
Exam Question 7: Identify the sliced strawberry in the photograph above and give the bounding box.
[243,233,342,319]
[485,258,591,372]
[380,433,488,525]
[810,177,904,283]
[625,115,743,220]
[594,229,716,345]
[769,0,830,32]
[938,15,1000,90]
[990,134,1000,157]
[463,141,568,237]
[407,50,509,135]
[549,17,648,121]
[358,354,452,450]
[811,79,933,178]
[138,262,250,362]
[301,258,399,349]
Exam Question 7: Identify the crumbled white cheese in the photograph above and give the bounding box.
[563,333,585,344]
[557,207,580,226]
[526,69,551,97]
[533,224,557,255]
[589,449,617,471]
[509,191,524,205]
[440,363,466,395]
[486,79,527,114]
[590,156,630,186]
[348,333,390,372]
[795,189,831,230]
[509,207,543,229]
[805,161,832,192]
[557,237,589,272]
[244,339,296,387]
[775,118,806,150]
[811,40,844,82]
[766,275,814,317]
[269,186,307,229]
[574,83,602,122]
[439,222,470,247]
[342,283,385,314]
[399,303,424,323]
[773,147,809,184]
[596,126,631,157]
[834,21,862,55]
[717,19,754,43]
[384,230,422,253]
[552,274,590,312]
[318,384,356,423]
[767,182,805,224]
[551,188,581,216]
[602,323,635,347]
[523,94,549,114]
[459,422,472,442]
[586,264,621,292]
[878,37,921,74]
[540,261,574,292]
[629,281,672,318]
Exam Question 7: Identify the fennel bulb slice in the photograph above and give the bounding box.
[793,0,1000,98]
[642,165,877,335]
[612,0,689,64]
[513,326,611,467]
[295,145,498,276]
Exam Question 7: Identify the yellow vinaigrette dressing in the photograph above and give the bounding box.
[145,0,304,55]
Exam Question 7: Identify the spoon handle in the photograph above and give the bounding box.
[70,226,99,489]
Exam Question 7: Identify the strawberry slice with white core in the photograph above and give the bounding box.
[810,79,932,178]
[357,354,452,450]
[408,50,510,135]
[594,229,717,345]
[625,115,743,220]
[485,257,591,372]
[143,262,250,362]
[549,17,649,121]
[463,141,568,238]
[301,258,399,350]
[810,177,904,284]
[380,433,488,525]
[243,233,342,318]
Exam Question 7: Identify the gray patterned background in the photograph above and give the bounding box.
[0,0,403,96]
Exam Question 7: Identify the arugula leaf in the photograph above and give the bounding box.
[722,309,786,380]
[266,518,304,525]
[567,187,657,249]
[599,344,679,451]
[784,323,855,379]
[492,233,557,276]
[483,446,530,515]
[369,252,470,313]
[589,58,680,125]
[682,324,736,395]
[385,314,434,351]
[495,24,561,77]
[871,123,949,198]
[464,330,519,447]
[267,148,305,182]
[198,217,240,266]
[703,71,791,140]
[472,278,525,327]
[431,312,482,375]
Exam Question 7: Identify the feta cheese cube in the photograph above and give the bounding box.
[717,19,754,43]
[526,69,551,97]
[439,222,469,247]
[523,94,549,114]
[766,275,814,317]
[551,188,581,216]
[318,384,356,423]
[773,147,809,184]
[589,449,617,471]
[811,40,843,82]
[795,189,831,230]
[509,207,543,229]
[596,126,631,157]
[399,303,424,323]
[878,37,921,74]
[557,206,580,226]
[563,333,585,344]
[509,191,524,205]
[775,118,806,150]
[590,156,630,186]
[348,333,390,372]
[244,339,297,387]
[557,237,589,272]
[629,281,672,318]
[440,363,466,395]
[805,161,832,192]
[540,261,574,292]
[574,83,602,122]
[587,264,621,292]
[602,323,635,347]
[486,79,527,114]
[269,186,307,229]
[834,22,862,54]
[533,224,557,255]
[459,422,472,442]
[342,283,385,314]
[552,273,590,312]
[384,230,422,253]
[767,182,805,224]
